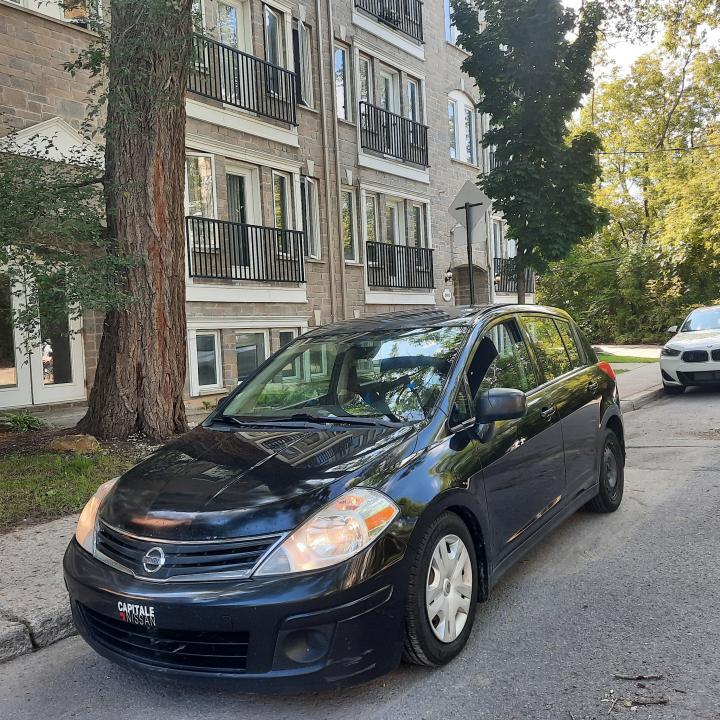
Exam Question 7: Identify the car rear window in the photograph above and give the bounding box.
[521,316,574,381]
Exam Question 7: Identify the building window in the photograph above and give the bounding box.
[385,198,405,246]
[444,0,459,43]
[492,219,504,259]
[410,203,427,248]
[279,329,301,380]
[236,332,266,383]
[359,54,373,104]
[293,20,314,106]
[264,5,284,67]
[449,92,479,165]
[185,154,216,218]
[407,77,422,123]
[448,101,457,160]
[341,189,358,262]
[196,332,222,389]
[334,45,352,121]
[272,171,292,254]
[365,193,379,244]
[300,176,320,259]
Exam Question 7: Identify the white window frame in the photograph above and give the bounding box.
[301,176,321,259]
[448,100,458,160]
[278,328,302,381]
[234,329,270,384]
[263,4,286,69]
[295,20,315,107]
[384,197,406,246]
[448,91,479,166]
[358,53,374,105]
[189,329,224,395]
[444,0,459,44]
[406,76,422,123]
[185,152,219,251]
[334,44,353,121]
[341,188,359,263]
[378,65,401,114]
[410,202,427,248]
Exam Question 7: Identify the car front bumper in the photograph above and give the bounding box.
[660,356,720,386]
[64,539,408,692]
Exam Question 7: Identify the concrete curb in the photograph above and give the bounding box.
[620,387,664,413]
[0,617,33,663]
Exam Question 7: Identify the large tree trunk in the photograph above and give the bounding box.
[516,253,527,305]
[78,0,193,440]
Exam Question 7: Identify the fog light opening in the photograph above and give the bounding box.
[282,629,330,665]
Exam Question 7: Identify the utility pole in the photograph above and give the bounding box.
[455,201,485,305]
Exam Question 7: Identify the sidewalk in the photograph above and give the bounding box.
[615,361,664,412]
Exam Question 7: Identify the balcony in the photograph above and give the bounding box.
[359,102,429,167]
[494,257,536,294]
[366,241,434,290]
[354,0,424,43]
[188,34,297,126]
[186,217,305,284]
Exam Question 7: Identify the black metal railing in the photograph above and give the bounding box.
[186,217,305,283]
[359,102,429,167]
[354,0,424,42]
[188,34,297,125]
[494,257,536,294]
[366,241,434,290]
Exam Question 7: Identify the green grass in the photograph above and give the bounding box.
[0,451,136,532]
[597,353,658,364]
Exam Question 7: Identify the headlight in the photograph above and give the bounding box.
[661,346,681,357]
[254,488,399,576]
[75,478,118,554]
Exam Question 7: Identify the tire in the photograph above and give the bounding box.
[663,382,685,395]
[403,512,478,666]
[586,429,625,513]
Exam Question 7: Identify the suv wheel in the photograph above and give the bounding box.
[586,428,624,513]
[403,512,478,666]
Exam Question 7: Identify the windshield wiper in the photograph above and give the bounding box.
[246,413,399,428]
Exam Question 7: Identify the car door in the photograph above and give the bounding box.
[461,317,566,566]
[550,318,603,499]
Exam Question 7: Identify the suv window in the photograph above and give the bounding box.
[554,319,584,369]
[521,315,573,381]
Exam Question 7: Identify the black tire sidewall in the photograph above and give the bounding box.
[598,429,624,510]
[406,512,478,666]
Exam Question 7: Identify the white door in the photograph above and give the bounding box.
[226,165,260,279]
[0,278,32,409]
[217,0,251,104]
[0,278,85,409]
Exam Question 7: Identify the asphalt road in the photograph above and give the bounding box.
[2,389,720,720]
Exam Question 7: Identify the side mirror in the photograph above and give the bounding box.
[475,388,527,425]
[667,325,678,334]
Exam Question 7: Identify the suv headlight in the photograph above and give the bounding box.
[661,346,681,357]
[75,478,118,554]
[254,488,399,576]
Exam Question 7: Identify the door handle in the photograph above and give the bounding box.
[587,381,599,393]
[540,406,556,420]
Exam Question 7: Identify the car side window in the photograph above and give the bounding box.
[449,380,473,427]
[554,319,584,369]
[521,315,573,381]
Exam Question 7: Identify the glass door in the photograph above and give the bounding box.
[0,277,32,409]
[217,0,251,104]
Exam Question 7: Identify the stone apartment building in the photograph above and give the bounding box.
[0,0,533,413]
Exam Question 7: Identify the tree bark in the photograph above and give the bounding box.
[516,253,527,305]
[78,0,193,440]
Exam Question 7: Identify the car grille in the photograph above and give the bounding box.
[712,349,720,362]
[79,604,250,672]
[95,521,282,581]
[682,350,709,363]
[678,370,720,384]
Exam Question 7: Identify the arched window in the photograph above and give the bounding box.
[448,91,479,165]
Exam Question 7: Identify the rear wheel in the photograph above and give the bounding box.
[586,429,624,513]
[663,382,685,395]
[403,512,478,666]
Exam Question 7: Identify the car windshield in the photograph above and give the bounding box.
[220,325,468,424]
[681,307,720,332]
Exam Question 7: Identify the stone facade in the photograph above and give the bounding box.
[0,0,530,411]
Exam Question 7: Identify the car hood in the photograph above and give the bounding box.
[100,423,416,541]
[669,330,720,349]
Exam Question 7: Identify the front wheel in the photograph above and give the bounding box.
[403,512,478,666]
[586,429,624,513]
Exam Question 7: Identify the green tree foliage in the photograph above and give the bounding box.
[453,0,608,302]
[0,134,135,347]
[539,27,720,342]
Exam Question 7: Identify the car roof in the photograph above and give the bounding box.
[304,304,568,338]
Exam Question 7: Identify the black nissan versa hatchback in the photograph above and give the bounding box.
[64,305,625,691]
